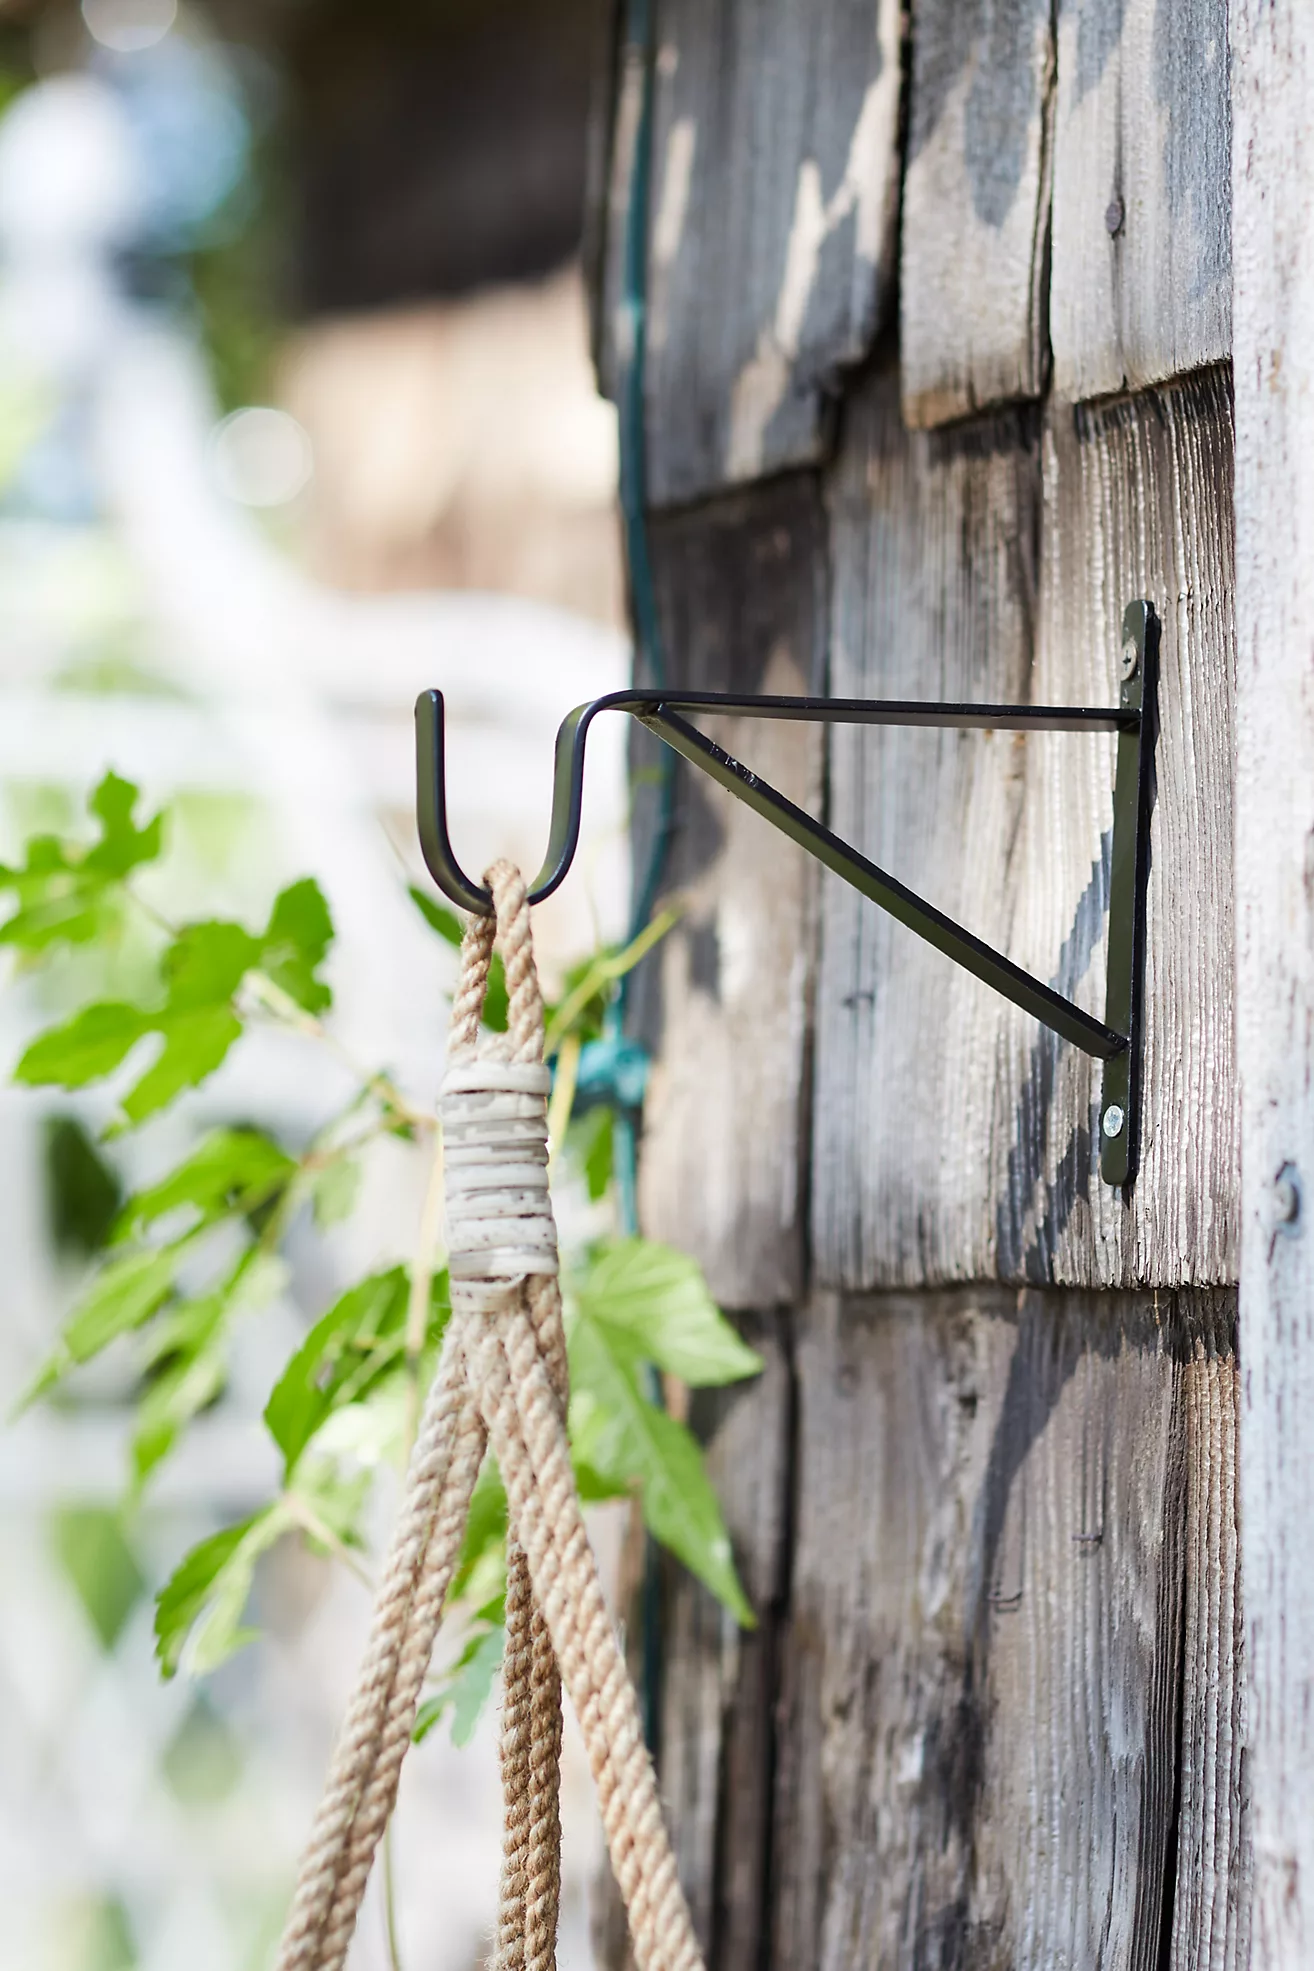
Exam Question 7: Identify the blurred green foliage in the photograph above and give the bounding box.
[162,1693,245,1805]
[7,774,760,1750]
[45,1115,123,1257]
[52,1506,145,1651]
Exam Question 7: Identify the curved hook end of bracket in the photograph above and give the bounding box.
[414,691,494,915]
[415,689,605,919]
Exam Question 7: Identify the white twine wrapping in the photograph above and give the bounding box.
[440,1060,558,1285]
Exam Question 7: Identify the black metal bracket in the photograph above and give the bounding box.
[416,601,1158,1189]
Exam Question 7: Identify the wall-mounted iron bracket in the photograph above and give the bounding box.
[416,601,1158,1189]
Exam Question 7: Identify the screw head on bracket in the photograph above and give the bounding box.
[1102,1104,1126,1140]
[1273,1161,1302,1233]
[1119,639,1139,681]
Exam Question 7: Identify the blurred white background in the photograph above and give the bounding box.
[0,4,631,1966]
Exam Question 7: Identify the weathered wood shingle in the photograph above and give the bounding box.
[1050,0,1231,402]
[599,0,902,506]
[901,0,1057,428]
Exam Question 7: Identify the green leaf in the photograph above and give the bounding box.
[14,921,256,1123]
[260,878,333,1013]
[83,772,165,880]
[411,1696,444,1744]
[131,1297,227,1486]
[15,1001,147,1089]
[408,885,464,947]
[264,1267,411,1477]
[154,1504,292,1679]
[155,1521,252,1678]
[572,1106,614,1203]
[449,1623,504,1745]
[45,1116,123,1257]
[291,1459,372,1554]
[481,952,509,1033]
[310,1155,360,1228]
[161,920,259,1009]
[14,913,260,1121]
[413,1619,505,1748]
[576,1240,763,1388]
[120,1006,243,1124]
[309,1373,409,1467]
[0,888,107,952]
[119,1128,294,1236]
[448,1454,508,1606]
[131,1256,286,1488]
[18,1244,181,1408]
[297,1274,451,1473]
[53,1505,145,1651]
[0,775,163,954]
[568,1314,754,1628]
[573,1455,629,1504]
[0,834,66,881]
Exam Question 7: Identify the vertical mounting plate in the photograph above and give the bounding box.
[1097,600,1158,1187]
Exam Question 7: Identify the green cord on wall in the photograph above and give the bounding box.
[615,0,672,1759]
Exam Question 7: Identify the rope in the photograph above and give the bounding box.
[273,860,705,1971]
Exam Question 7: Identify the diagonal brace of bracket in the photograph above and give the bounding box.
[416,601,1158,1189]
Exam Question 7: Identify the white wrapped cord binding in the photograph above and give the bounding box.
[441,1060,558,1285]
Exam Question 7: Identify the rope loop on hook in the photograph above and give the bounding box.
[273,859,706,1971]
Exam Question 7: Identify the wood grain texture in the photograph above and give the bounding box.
[656,1311,793,1967]
[812,362,1237,1291]
[1232,9,1314,1964]
[764,1285,1238,1971]
[1050,0,1231,403]
[900,0,1056,429]
[633,475,825,1311]
[1169,1324,1250,1971]
[628,0,902,505]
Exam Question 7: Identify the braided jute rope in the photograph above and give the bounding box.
[273,862,705,1971]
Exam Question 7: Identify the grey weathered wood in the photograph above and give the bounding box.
[656,1311,793,1966]
[1232,8,1314,1964]
[765,1285,1237,1971]
[633,475,824,1311]
[900,0,1056,428]
[1050,0,1231,403]
[813,362,1237,1291]
[612,0,901,505]
[1170,1317,1250,1971]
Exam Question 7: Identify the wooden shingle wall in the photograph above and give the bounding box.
[594,0,1249,1963]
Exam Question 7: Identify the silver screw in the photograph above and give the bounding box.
[1120,639,1139,681]
[1274,1162,1302,1230]
[1102,1104,1126,1140]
